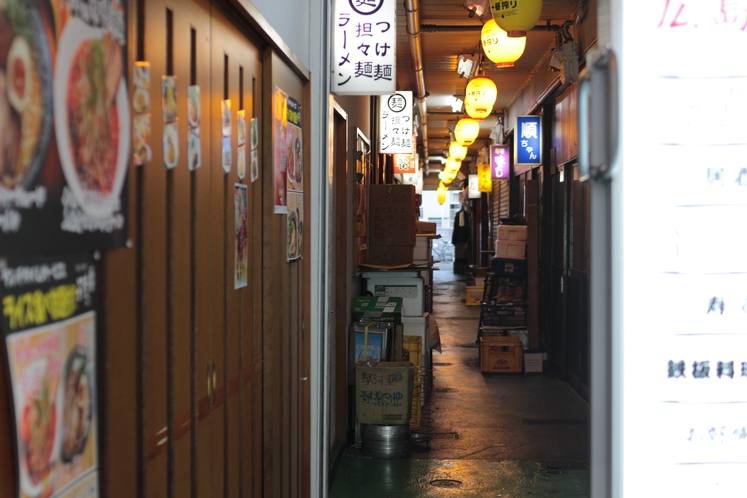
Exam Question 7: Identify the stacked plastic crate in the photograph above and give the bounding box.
[478,225,528,373]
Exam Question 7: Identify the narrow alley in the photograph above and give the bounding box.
[330,266,590,497]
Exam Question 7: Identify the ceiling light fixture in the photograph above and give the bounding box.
[481,19,526,68]
[450,96,464,113]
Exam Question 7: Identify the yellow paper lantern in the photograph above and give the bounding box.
[454,118,480,146]
[440,157,461,185]
[449,141,468,161]
[465,76,497,121]
[491,0,542,38]
[481,19,526,68]
[437,182,447,204]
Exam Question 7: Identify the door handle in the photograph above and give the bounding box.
[578,45,619,182]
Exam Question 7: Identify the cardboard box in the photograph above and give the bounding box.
[497,225,528,241]
[479,336,523,373]
[355,362,416,425]
[413,236,433,265]
[524,349,544,373]
[353,296,403,324]
[367,245,414,267]
[368,185,417,247]
[491,257,527,278]
[366,277,424,317]
[496,240,527,260]
[491,278,525,302]
[465,286,483,306]
[416,221,437,234]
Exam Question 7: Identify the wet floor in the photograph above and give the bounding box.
[330,265,590,497]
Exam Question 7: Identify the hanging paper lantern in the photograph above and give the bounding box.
[465,76,497,121]
[481,19,526,68]
[437,182,447,204]
[490,0,542,38]
[449,141,468,161]
[454,118,480,146]
[440,157,461,185]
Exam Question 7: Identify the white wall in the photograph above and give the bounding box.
[250,0,313,69]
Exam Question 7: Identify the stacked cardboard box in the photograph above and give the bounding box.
[495,225,527,260]
[367,185,418,266]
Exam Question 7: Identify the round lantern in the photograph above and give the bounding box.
[440,157,461,185]
[465,76,497,121]
[437,182,447,205]
[449,141,468,161]
[490,0,542,37]
[481,19,526,68]
[454,118,480,146]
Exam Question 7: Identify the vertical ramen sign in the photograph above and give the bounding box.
[0,0,129,253]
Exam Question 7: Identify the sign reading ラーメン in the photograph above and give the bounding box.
[333,0,396,95]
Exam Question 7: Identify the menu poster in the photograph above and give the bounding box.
[273,87,302,213]
[618,2,747,495]
[234,184,248,289]
[1,252,99,498]
[0,0,129,253]
[249,118,259,183]
[287,191,303,262]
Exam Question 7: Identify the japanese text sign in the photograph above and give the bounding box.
[394,152,417,174]
[515,115,541,167]
[491,144,509,179]
[333,0,396,95]
[378,92,413,154]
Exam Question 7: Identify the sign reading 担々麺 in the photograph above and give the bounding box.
[378,92,413,154]
[333,0,396,95]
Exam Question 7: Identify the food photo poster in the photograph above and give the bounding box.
[287,191,303,262]
[0,0,130,253]
[1,253,99,498]
[234,184,248,289]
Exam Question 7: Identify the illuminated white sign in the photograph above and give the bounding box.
[378,92,413,154]
[333,0,396,95]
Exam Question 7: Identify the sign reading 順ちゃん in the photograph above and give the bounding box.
[333,0,396,95]
[378,92,413,154]
[514,115,541,168]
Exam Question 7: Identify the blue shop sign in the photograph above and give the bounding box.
[515,115,541,167]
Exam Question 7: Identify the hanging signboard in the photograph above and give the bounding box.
[467,174,481,198]
[0,1,129,254]
[333,0,396,95]
[490,144,509,179]
[477,163,492,192]
[1,252,99,498]
[378,92,413,154]
[514,116,541,168]
[607,2,747,495]
[393,152,417,175]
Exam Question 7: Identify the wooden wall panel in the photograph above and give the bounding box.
[142,2,169,496]
[553,83,579,167]
[262,50,309,498]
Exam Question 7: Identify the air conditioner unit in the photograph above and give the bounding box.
[550,41,579,85]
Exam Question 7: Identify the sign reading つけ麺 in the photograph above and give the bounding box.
[0,0,129,254]
[333,0,396,95]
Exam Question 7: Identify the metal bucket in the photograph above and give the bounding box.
[360,424,411,459]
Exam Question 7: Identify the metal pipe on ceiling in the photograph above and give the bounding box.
[420,22,560,32]
[404,0,428,160]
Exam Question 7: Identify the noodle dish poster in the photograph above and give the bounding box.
[273,87,302,214]
[1,252,99,498]
[0,0,129,254]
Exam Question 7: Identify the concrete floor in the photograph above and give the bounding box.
[330,266,590,497]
